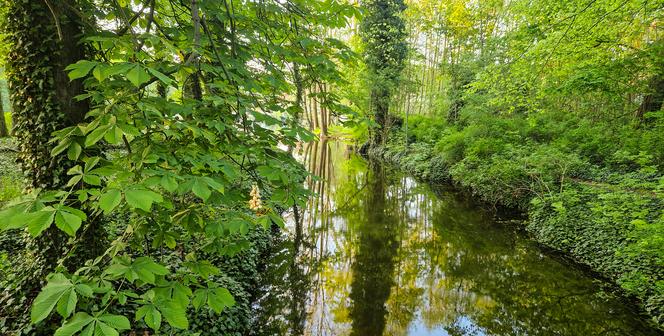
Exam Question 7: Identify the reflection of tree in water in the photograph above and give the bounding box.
[254,142,660,336]
[349,163,399,336]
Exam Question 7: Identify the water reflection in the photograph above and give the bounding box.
[253,141,661,336]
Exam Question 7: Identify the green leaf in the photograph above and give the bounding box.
[147,67,173,85]
[127,65,151,87]
[52,139,72,157]
[125,189,163,212]
[0,203,31,231]
[208,287,235,314]
[31,274,75,323]
[161,175,178,193]
[85,125,111,147]
[192,178,211,201]
[67,142,82,160]
[54,312,94,336]
[66,61,97,80]
[192,289,206,310]
[159,301,188,329]
[102,63,134,78]
[26,209,57,237]
[75,284,94,298]
[134,257,169,278]
[136,305,161,331]
[95,321,119,336]
[55,210,82,236]
[99,189,122,214]
[83,174,102,186]
[56,288,77,318]
[98,314,130,331]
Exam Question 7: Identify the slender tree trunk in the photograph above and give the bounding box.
[0,88,7,137]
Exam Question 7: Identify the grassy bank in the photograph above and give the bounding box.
[370,115,664,328]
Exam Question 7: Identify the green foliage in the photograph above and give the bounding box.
[530,186,664,324]
[372,109,664,326]
[0,0,357,335]
[360,0,409,143]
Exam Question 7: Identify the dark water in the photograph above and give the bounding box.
[253,141,662,336]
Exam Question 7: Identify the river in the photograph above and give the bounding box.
[252,141,661,336]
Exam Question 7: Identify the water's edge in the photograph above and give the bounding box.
[365,144,664,332]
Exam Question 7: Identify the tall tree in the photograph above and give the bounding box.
[360,0,408,146]
[0,0,104,333]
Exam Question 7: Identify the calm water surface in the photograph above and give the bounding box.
[253,141,662,336]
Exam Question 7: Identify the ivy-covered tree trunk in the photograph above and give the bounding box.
[1,1,105,332]
[360,0,408,146]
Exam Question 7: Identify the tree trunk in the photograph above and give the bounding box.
[1,1,105,332]
[635,75,664,124]
[0,88,7,137]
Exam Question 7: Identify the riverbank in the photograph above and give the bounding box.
[367,128,664,329]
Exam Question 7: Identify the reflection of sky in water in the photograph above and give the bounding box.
[255,141,661,336]
[408,315,488,336]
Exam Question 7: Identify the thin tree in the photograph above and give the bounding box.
[360,0,408,146]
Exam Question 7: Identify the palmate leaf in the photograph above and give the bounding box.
[125,189,163,212]
[207,287,235,314]
[54,313,130,336]
[31,274,76,323]
[157,300,188,330]
[26,209,57,237]
[127,65,151,87]
[54,312,94,336]
[105,256,169,284]
[65,60,98,80]
[54,211,82,236]
[136,304,162,331]
[99,189,122,214]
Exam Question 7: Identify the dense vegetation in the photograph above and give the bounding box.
[356,0,664,328]
[0,0,355,335]
[0,0,662,334]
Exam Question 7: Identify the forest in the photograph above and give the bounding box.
[0,0,662,335]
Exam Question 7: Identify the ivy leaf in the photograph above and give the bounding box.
[54,312,94,336]
[127,65,151,87]
[99,189,122,214]
[26,209,57,237]
[125,189,163,212]
[31,274,75,323]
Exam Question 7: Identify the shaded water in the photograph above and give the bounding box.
[253,141,661,336]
